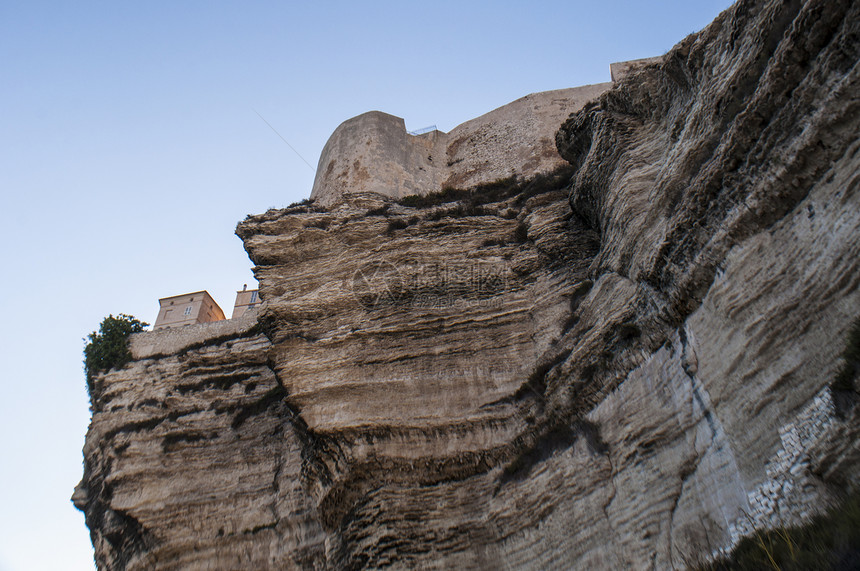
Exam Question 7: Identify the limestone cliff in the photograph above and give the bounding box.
[76,0,860,568]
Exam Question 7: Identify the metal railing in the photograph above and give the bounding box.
[407,125,437,136]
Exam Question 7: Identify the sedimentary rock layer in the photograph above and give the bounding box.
[76,0,860,568]
[74,321,326,569]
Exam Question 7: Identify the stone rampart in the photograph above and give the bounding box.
[310,78,648,205]
[609,56,663,82]
[311,111,448,205]
[130,308,259,359]
[441,82,611,190]
[309,58,668,206]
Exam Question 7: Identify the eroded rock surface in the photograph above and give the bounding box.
[76,0,860,568]
[74,320,326,569]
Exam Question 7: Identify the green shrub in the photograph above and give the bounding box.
[83,314,148,396]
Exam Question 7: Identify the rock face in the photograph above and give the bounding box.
[76,0,860,568]
[73,314,327,568]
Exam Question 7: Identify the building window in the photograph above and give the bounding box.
[250,291,258,303]
[184,306,193,316]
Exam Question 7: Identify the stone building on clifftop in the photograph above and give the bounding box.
[152,291,226,330]
[152,287,261,329]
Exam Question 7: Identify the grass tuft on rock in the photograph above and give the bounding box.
[396,164,576,210]
[701,490,860,570]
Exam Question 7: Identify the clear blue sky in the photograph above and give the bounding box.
[0,1,732,569]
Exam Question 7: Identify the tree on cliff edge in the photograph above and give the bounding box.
[83,314,148,398]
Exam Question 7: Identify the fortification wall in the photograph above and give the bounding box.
[442,83,611,190]
[130,308,259,359]
[311,111,448,205]
[609,56,663,82]
[309,73,630,206]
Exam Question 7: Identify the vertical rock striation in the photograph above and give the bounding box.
[76,0,860,568]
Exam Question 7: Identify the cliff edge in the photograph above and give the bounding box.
[76,0,860,568]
